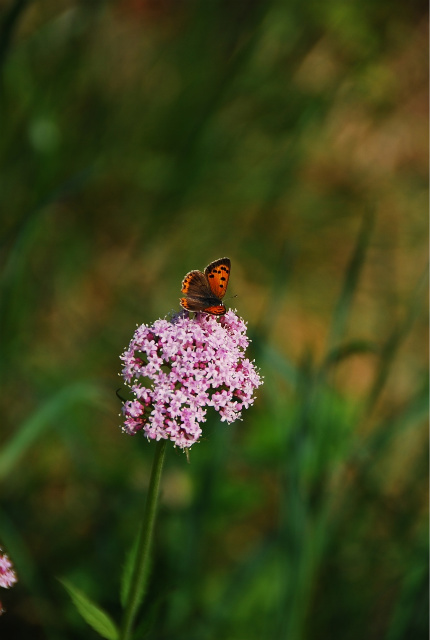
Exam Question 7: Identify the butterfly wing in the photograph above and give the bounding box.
[181,270,212,298]
[180,269,226,315]
[200,304,226,315]
[180,297,226,315]
[204,258,230,299]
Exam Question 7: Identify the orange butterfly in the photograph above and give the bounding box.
[180,258,231,315]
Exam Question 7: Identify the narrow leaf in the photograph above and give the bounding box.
[60,579,119,640]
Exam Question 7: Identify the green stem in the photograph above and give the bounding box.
[120,439,167,640]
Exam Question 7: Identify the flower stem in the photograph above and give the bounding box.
[120,439,167,640]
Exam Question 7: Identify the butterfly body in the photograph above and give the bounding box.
[180,257,231,315]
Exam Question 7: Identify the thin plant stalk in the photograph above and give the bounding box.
[120,439,167,640]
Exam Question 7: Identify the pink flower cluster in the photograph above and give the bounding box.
[120,310,262,450]
[0,552,17,590]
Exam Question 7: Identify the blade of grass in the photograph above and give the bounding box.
[326,208,374,352]
[385,525,429,640]
[0,382,108,481]
[322,339,378,371]
[365,264,428,415]
[0,0,30,73]
[0,166,95,365]
[358,384,428,464]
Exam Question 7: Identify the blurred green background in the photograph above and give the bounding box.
[0,1,428,638]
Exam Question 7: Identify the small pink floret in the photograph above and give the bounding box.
[0,553,17,589]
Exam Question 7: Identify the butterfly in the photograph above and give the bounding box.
[180,257,231,315]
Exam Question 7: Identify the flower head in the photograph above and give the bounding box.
[120,310,263,450]
[0,552,17,590]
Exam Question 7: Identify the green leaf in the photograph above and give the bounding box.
[60,579,119,640]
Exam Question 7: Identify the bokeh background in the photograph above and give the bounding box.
[0,1,428,638]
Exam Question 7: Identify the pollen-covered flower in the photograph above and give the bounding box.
[119,310,262,450]
[0,552,17,590]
